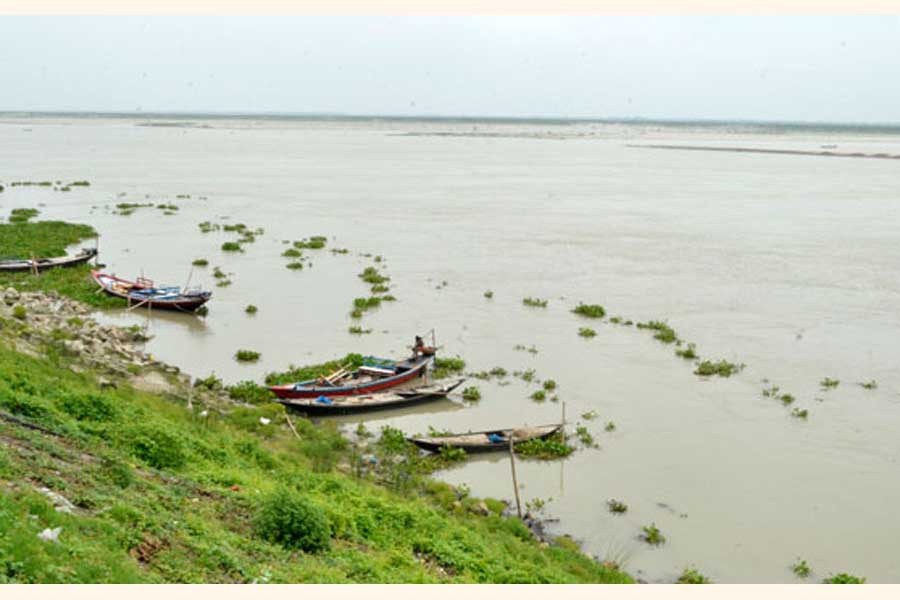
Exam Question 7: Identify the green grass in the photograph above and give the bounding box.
[264,354,366,386]
[572,304,605,319]
[0,221,96,258]
[235,350,261,363]
[0,343,630,583]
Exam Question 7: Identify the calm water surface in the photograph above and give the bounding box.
[2,116,899,582]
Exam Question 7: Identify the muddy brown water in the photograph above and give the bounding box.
[2,116,900,582]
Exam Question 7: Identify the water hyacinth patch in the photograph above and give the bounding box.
[572,303,605,318]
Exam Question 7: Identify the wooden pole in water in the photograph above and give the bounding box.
[508,436,523,519]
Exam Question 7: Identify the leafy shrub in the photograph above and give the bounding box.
[226,380,274,404]
[572,303,605,318]
[128,424,187,470]
[12,305,26,320]
[254,487,331,553]
[57,392,118,422]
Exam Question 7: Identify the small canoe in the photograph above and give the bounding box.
[409,423,563,453]
[275,378,465,415]
[0,247,97,273]
[268,355,433,399]
[92,270,211,312]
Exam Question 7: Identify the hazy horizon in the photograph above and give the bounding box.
[2,16,899,124]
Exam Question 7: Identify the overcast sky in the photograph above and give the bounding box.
[1,16,899,123]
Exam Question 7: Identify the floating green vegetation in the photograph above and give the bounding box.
[677,568,710,584]
[820,377,840,389]
[216,279,232,287]
[9,208,40,223]
[574,426,596,447]
[513,368,536,383]
[530,390,546,402]
[522,297,548,308]
[470,367,508,380]
[156,203,179,211]
[823,573,865,584]
[12,305,27,320]
[349,308,363,319]
[791,559,811,579]
[859,380,878,390]
[68,180,90,186]
[176,193,190,199]
[192,258,209,267]
[330,248,349,254]
[115,202,153,216]
[578,327,597,338]
[282,248,303,258]
[432,357,466,380]
[461,386,481,402]
[9,180,53,187]
[195,305,209,316]
[607,499,628,514]
[193,372,223,390]
[675,343,698,360]
[370,284,390,294]
[572,303,606,319]
[348,325,372,335]
[359,266,390,285]
[198,221,220,233]
[641,523,666,546]
[636,320,679,344]
[222,223,247,232]
[581,410,598,421]
[542,380,557,391]
[351,296,382,317]
[779,393,796,405]
[286,262,304,270]
[245,304,258,314]
[293,236,327,250]
[212,266,227,279]
[694,359,743,378]
[484,290,494,299]
[609,316,623,324]
[221,241,243,252]
[791,408,808,419]
[235,349,261,363]
[515,432,575,459]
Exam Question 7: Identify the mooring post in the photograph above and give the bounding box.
[508,436,522,519]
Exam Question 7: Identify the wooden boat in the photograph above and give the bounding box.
[91,270,212,312]
[268,354,434,399]
[0,248,97,273]
[408,424,563,453]
[275,378,465,415]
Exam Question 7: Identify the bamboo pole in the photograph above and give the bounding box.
[285,413,302,441]
[508,436,522,519]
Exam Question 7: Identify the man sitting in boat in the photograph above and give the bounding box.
[412,335,436,358]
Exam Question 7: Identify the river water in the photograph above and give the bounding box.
[2,115,899,583]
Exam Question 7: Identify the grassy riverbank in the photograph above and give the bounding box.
[0,219,630,583]
[0,221,123,308]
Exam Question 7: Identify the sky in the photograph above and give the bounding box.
[1,16,899,123]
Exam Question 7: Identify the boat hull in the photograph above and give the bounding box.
[0,248,97,273]
[409,424,562,453]
[276,379,464,415]
[91,270,211,312]
[268,357,430,399]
